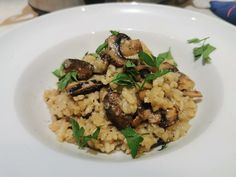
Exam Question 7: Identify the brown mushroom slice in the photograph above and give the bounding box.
[103,91,132,129]
[178,72,195,91]
[151,138,167,149]
[159,107,178,128]
[138,109,161,124]
[131,116,143,127]
[106,35,126,67]
[183,90,203,98]
[159,62,178,72]
[65,80,104,96]
[120,39,142,57]
[63,59,94,80]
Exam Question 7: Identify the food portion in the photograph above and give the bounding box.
[44,31,202,158]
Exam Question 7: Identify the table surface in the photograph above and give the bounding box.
[0,0,216,34]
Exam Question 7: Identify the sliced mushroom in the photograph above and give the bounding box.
[178,72,195,91]
[135,65,157,78]
[131,116,143,128]
[105,33,142,67]
[63,59,94,80]
[138,109,161,124]
[65,80,104,96]
[159,62,178,72]
[120,39,142,57]
[183,90,202,98]
[151,138,167,149]
[103,91,132,129]
[106,35,126,67]
[159,107,178,128]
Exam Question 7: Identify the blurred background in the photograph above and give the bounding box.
[1,0,234,31]
[27,0,189,13]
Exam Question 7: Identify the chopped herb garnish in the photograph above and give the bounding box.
[113,50,175,89]
[96,41,108,54]
[110,30,120,36]
[57,71,78,90]
[187,37,209,44]
[145,69,170,82]
[121,127,144,158]
[188,37,216,65]
[140,69,170,89]
[139,50,176,68]
[138,51,156,67]
[125,60,136,68]
[52,64,65,78]
[71,118,100,148]
[156,49,173,66]
[112,73,136,87]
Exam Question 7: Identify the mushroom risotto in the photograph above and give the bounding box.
[44,31,202,158]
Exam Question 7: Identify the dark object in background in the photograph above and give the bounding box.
[210,1,236,25]
[28,0,188,14]
[85,0,105,4]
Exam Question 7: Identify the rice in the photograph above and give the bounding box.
[44,68,199,156]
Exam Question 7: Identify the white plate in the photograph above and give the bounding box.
[0,3,236,177]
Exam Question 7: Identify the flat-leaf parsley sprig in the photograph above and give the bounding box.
[70,118,100,148]
[188,37,216,65]
[121,127,144,158]
[52,65,78,90]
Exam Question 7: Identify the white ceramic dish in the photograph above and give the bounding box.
[0,3,236,177]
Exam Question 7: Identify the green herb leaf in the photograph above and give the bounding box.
[193,46,204,60]
[52,65,65,78]
[91,127,100,139]
[121,127,143,158]
[138,51,156,67]
[155,49,176,68]
[202,44,216,64]
[71,118,85,145]
[71,118,100,148]
[57,71,78,90]
[193,44,216,63]
[110,30,120,36]
[145,69,170,82]
[96,41,108,54]
[187,37,209,44]
[125,60,136,68]
[188,37,216,65]
[112,73,136,87]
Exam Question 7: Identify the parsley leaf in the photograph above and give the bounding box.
[71,118,100,148]
[96,41,108,54]
[110,30,120,36]
[138,51,156,67]
[202,44,216,64]
[125,60,136,68]
[52,65,65,78]
[187,37,209,44]
[156,49,178,67]
[121,127,143,158]
[188,37,216,65]
[57,71,78,90]
[145,69,170,82]
[139,50,176,68]
[112,73,136,87]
